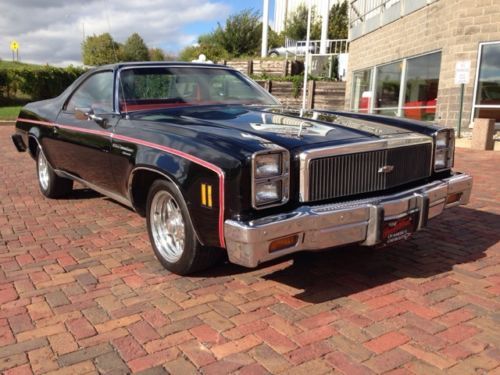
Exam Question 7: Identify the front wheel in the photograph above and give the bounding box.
[146,179,222,275]
[36,148,73,198]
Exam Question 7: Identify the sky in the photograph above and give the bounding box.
[0,0,272,66]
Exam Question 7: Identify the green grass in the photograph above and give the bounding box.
[0,106,21,121]
[0,60,43,70]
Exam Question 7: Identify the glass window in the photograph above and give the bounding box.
[66,71,114,113]
[474,42,500,123]
[119,67,278,112]
[351,69,372,113]
[374,61,402,116]
[403,52,441,121]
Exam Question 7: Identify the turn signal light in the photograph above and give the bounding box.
[446,192,462,204]
[269,234,299,253]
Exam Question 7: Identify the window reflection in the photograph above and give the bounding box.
[374,62,402,116]
[474,43,500,123]
[352,69,372,113]
[404,52,441,121]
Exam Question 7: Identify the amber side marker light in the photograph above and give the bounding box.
[269,234,299,253]
[446,192,462,205]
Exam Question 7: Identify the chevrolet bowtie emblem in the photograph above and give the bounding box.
[378,165,395,173]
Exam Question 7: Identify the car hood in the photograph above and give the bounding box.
[133,105,418,150]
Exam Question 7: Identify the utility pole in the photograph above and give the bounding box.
[261,0,269,58]
[301,0,312,114]
[320,0,330,54]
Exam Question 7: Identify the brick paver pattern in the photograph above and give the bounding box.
[1,125,499,374]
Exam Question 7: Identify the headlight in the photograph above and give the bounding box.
[255,153,282,178]
[433,129,455,171]
[252,150,289,209]
[255,181,282,205]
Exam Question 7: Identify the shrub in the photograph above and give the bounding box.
[0,65,86,101]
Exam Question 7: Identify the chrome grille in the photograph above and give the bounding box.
[308,143,432,201]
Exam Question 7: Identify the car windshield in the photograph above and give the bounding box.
[118,66,279,112]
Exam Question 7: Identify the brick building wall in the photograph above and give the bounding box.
[345,0,500,130]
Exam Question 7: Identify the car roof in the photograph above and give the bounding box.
[96,61,233,71]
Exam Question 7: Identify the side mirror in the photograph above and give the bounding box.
[74,107,92,120]
[74,107,109,129]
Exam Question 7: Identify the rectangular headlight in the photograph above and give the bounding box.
[252,149,289,209]
[434,129,455,171]
[255,181,282,206]
[255,153,282,178]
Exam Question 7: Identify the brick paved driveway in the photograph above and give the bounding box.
[1,125,499,374]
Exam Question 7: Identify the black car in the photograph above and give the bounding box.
[12,62,473,274]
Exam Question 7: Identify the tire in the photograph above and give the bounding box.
[36,148,73,198]
[146,179,222,275]
[269,51,279,57]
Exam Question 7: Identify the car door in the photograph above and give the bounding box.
[51,70,119,192]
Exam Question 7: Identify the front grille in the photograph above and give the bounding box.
[308,143,432,201]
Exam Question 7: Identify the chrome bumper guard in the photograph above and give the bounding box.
[224,173,473,268]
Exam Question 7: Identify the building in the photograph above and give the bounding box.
[345,0,500,132]
[274,0,339,34]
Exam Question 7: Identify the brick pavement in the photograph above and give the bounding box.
[0,125,499,374]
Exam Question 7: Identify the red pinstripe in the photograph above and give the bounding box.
[17,117,226,248]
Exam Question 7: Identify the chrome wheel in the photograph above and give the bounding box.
[150,190,185,263]
[38,151,50,191]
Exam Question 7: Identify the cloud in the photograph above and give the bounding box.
[0,0,230,66]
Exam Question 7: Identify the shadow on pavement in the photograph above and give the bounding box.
[200,206,500,304]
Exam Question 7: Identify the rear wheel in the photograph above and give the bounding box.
[36,148,73,198]
[146,179,222,275]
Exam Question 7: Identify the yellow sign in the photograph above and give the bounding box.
[10,40,19,52]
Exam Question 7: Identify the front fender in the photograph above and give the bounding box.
[129,145,227,248]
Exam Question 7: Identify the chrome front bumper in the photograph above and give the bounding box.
[224,173,473,268]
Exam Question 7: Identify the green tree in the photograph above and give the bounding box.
[178,43,229,62]
[328,1,348,39]
[204,9,262,57]
[149,48,165,61]
[284,4,321,41]
[122,33,149,61]
[82,33,121,66]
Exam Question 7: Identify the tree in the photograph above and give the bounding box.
[149,48,165,61]
[203,9,262,57]
[178,43,229,62]
[82,33,121,66]
[328,1,349,39]
[284,4,321,41]
[122,33,149,61]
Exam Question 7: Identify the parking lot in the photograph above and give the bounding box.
[0,124,499,374]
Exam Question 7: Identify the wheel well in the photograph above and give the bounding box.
[130,169,174,217]
[28,137,39,159]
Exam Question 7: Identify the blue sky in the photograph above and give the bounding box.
[0,0,276,66]
[182,0,272,44]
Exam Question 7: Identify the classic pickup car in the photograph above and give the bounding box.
[12,62,473,274]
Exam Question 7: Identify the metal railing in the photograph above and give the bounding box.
[349,0,438,39]
[284,38,350,56]
[349,0,400,28]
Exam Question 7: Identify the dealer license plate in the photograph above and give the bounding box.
[382,213,418,244]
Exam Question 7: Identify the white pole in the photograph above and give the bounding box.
[301,0,312,114]
[261,0,270,58]
[320,0,330,54]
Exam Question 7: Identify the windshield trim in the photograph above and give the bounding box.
[114,65,281,116]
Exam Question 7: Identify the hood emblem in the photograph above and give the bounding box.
[378,165,395,173]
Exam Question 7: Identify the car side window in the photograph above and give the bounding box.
[66,71,114,113]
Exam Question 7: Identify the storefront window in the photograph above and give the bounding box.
[403,52,441,121]
[374,62,402,116]
[352,69,372,113]
[474,42,500,124]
